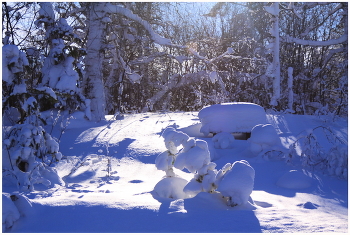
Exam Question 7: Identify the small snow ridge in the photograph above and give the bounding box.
[276,170,313,189]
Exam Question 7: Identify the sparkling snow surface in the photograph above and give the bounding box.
[2,112,348,233]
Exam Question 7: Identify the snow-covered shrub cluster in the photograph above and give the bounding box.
[3,121,63,191]
[2,41,64,191]
[154,127,255,206]
[287,126,347,179]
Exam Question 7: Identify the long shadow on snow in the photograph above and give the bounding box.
[59,124,137,160]
[58,125,109,157]
[152,192,262,233]
[9,201,261,233]
[107,138,136,159]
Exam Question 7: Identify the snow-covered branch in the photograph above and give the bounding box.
[104,3,183,48]
[188,47,234,65]
[283,34,347,47]
[300,3,343,37]
[130,52,167,65]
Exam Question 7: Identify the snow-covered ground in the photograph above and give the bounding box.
[2,112,348,233]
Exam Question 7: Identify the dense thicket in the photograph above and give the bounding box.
[2,2,348,120]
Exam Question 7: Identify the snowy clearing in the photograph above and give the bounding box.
[2,112,348,233]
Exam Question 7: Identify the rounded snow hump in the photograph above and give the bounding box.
[276,170,314,189]
[198,102,267,136]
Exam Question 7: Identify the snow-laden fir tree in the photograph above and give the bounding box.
[35,2,89,118]
[2,42,64,191]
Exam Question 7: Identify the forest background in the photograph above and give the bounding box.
[2,2,347,122]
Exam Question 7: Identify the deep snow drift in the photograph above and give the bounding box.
[2,112,348,233]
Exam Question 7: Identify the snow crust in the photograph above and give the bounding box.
[198,102,267,136]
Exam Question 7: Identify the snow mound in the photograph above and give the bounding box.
[299,201,319,209]
[212,132,235,149]
[9,193,33,217]
[2,193,20,232]
[153,177,189,199]
[198,102,267,136]
[248,124,282,154]
[217,160,255,207]
[276,170,314,189]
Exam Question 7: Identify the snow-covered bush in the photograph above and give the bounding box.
[2,44,30,124]
[155,127,189,177]
[248,124,283,156]
[216,160,255,207]
[35,2,89,118]
[3,121,63,191]
[287,126,347,179]
[155,127,256,206]
[212,132,235,149]
[2,44,29,88]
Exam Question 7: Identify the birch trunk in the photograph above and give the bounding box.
[265,2,281,107]
[83,3,107,121]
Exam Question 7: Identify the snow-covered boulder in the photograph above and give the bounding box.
[248,124,281,154]
[217,160,255,207]
[198,102,267,137]
[212,132,235,149]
